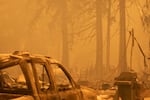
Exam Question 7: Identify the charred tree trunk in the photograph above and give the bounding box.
[106,0,111,71]
[118,0,127,72]
[96,0,103,80]
[61,0,69,68]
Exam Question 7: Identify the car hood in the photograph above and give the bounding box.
[80,86,98,100]
[10,95,34,100]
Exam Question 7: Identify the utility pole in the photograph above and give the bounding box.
[118,0,128,72]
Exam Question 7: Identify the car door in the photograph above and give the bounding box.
[31,62,60,100]
[0,63,33,100]
[50,63,83,100]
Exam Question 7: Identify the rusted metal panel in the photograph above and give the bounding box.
[114,81,132,85]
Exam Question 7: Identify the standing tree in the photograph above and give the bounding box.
[106,0,111,71]
[95,0,103,80]
[61,0,69,68]
[118,0,128,73]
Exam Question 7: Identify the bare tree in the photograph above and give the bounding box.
[118,0,128,72]
[95,0,103,80]
[61,0,69,68]
[106,0,111,71]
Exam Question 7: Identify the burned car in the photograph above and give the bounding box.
[0,51,98,100]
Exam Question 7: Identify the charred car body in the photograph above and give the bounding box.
[0,51,98,100]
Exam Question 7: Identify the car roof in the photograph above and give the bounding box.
[0,51,59,69]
